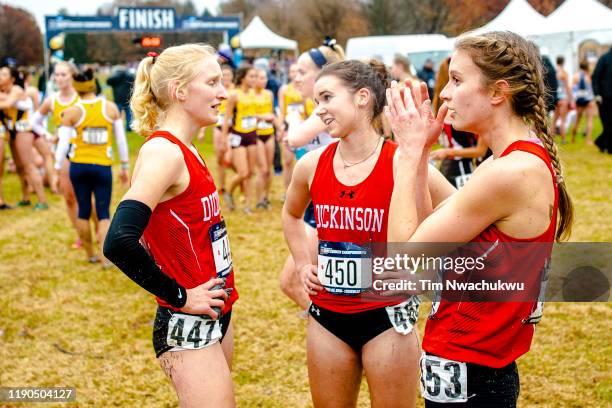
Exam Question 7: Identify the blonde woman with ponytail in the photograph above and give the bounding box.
[103,44,238,408]
[385,31,573,407]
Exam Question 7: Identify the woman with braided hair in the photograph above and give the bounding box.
[385,31,573,407]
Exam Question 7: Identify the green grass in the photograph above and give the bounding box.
[0,119,610,407]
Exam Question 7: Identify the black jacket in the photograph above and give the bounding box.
[107,69,135,106]
[593,48,612,99]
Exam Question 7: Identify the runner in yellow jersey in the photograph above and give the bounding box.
[54,67,130,266]
[221,65,258,213]
[277,63,305,194]
[254,68,276,209]
[0,65,48,209]
[198,64,234,194]
[31,61,86,246]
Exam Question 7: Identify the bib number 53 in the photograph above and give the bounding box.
[420,354,467,403]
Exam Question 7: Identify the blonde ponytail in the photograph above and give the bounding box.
[129,43,217,137]
[130,56,158,137]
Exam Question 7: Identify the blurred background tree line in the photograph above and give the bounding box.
[3,0,612,65]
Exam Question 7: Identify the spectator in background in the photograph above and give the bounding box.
[571,60,596,145]
[552,56,573,144]
[541,54,558,114]
[391,54,415,83]
[417,58,436,99]
[107,65,135,131]
[593,46,612,154]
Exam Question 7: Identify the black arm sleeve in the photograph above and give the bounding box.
[103,199,187,308]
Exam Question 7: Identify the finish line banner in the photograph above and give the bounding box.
[45,7,241,44]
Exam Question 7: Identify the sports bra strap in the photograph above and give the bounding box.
[500,140,555,180]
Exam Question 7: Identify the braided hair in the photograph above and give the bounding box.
[456,31,573,241]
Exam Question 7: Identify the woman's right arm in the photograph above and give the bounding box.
[0,86,23,110]
[221,93,237,147]
[282,151,322,295]
[277,85,287,123]
[286,111,326,148]
[103,140,227,318]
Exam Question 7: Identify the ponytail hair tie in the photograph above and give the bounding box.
[147,52,159,63]
[322,36,337,49]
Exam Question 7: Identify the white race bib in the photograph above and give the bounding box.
[385,297,420,335]
[209,220,233,277]
[15,120,31,132]
[420,354,468,403]
[82,127,109,145]
[229,133,242,148]
[287,103,304,115]
[216,113,225,127]
[257,121,273,130]
[317,241,371,295]
[454,173,471,189]
[167,313,222,349]
[241,116,257,130]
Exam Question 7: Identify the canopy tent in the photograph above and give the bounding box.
[236,16,298,51]
[528,0,612,76]
[471,0,546,36]
[346,34,453,67]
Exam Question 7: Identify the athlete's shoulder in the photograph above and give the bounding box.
[103,99,120,120]
[139,136,184,170]
[299,142,335,173]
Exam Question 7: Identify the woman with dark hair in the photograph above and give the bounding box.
[54,67,129,265]
[283,59,454,406]
[221,65,258,213]
[0,65,48,209]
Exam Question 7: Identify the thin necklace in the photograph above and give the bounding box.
[338,137,383,169]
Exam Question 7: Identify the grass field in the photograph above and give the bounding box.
[0,121,610,407]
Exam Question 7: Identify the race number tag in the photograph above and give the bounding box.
[287,103,304,115]
[317,241,371,295]
[241,116,257,130]
[216,113,225,126]
[420,354,468,403]
[229,133,242,148]
[82,127,108,145]
[209,220,233,277]
[257,121,273,130]
[15,120,31,132]
[385,297,420,335]
[166,313,222,349]
[454,173,471,189]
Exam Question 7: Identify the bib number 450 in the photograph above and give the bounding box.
[323,259,358,287]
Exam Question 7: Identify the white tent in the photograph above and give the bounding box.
[529,0,612,76]
[346,34,453,67]
[471,0,546,36]
[237,16,298,51]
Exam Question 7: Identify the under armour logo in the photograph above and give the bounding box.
[339,190,356,199]
[311,305,320,316]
